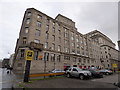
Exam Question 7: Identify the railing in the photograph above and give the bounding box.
[29,72,65,77]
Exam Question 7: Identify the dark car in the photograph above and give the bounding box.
[89,69,103,78]
[98,69,113,75]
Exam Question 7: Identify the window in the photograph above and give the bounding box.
[21,49,25,57]
[45,42,48,49]
[106,55,108,58]
[46,25,49,31]
[44,52,49,61]
[37,21,42,27]
[77,44,79,48]
[58,24,60,28]
[25,27,29,33]
[80,35,82,39]
[83,59,86,63]
[82,52,84,55]
[58,37,61,43]
[46,33,49,39]
[81,45,84,50]
[34,39,40,44]
[65,33,68,38]
[52,43,55,50]
[87,60,90,63]
[64,56,70,60]
[76,34,79,42]
[58,30,61,35]
[34,51,38,60]
[52,27,55,33]
[76,38,79,42]
[71,36,74,40]
[64,28,67,32]
[37,14,42,19]
[26,18,30,24]
[72,49,75,54]
[64,47,68,53]
[46,19,50,23]
[86,53,88,56]
[77,50,80,54]
[85,41,87,46]
[57,55,61,62]
[65,40,68,44]
[35,30,40,36]
[104,47,106,50]
[52,35,55,41]
[58,45,61,51]
[53,22,55,26]
[72,43,74,47]
[81,40,83,44]
[73,68,77,71]
[78,58,81,62]
[23,37,27,44]
[51,54,55,61]
[27,12,31,16]
[71,32,74,36]
[73,57,76,62]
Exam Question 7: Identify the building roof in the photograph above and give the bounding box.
[85,30,115,45]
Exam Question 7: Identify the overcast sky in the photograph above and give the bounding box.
[0,0,119,59]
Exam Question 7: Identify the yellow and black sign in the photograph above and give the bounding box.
[25,50,34,60]
[113,64,117,68]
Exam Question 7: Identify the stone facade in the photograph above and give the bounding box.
[13,8,119,74]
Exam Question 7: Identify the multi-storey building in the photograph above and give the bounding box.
[86,30,120,69]
[13,8,119,74]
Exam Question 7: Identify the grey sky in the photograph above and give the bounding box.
[0,0,119,59]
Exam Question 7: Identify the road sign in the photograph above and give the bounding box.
[24,50,34,82]
[113,64,117,68]
[25,50,34,60]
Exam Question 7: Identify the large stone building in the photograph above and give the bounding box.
[86,30,120,70]
[13,8,119,74]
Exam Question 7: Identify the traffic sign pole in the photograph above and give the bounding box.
[24,50,34,82]
[24,60,31,82]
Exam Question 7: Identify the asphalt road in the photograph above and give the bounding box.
[22,73,119,89]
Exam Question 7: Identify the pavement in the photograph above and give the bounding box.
[20,73,119,89]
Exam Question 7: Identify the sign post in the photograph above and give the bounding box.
[24,50,34,82]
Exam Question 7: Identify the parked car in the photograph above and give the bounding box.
[64,66,70,71]
[89,69,103,78]
[98,69,113,75]
[51,69,65,73]
[65,67,92,80]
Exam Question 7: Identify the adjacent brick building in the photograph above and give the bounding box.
[13,8,119,74]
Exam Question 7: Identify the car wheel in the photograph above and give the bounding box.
[67,73,71,78]
[106,72,109,75]
[79,74,84,80]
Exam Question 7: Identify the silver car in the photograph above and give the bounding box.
[66,67,92,80]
